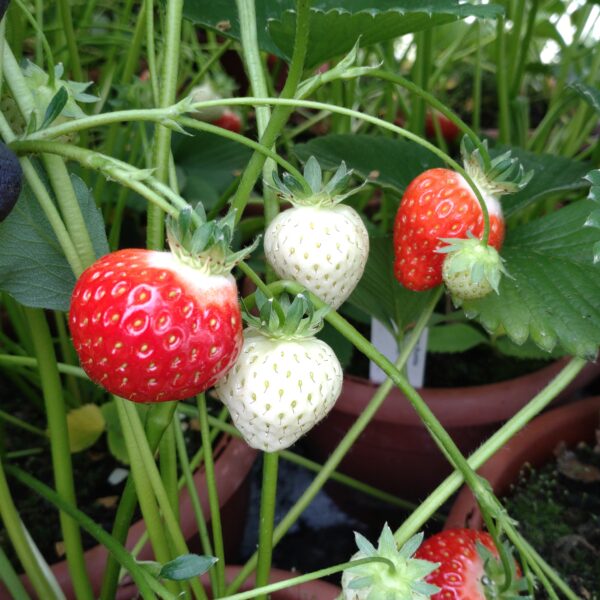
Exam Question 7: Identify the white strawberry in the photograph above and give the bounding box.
[264,157,369,309]
[215,292,343,452]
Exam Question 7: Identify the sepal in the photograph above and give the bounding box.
[272,156,365,207]
[166,206,258,275]
[461,137,533,197]
[243,290,329,340]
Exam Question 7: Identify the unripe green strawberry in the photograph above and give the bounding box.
[215,292,343,452]
[264,157,369,309]
[438,235,508,303]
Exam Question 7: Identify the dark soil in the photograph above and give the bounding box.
[0,385,204,572]
[347,339,551,388]
[424,347,551,388]
[503,441,600,599]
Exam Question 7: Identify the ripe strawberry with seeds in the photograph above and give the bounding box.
[414,529,527,599]
[215,291,343,452]
[393,139,531,292]
[264,157,369,309]
[69,208,257,403]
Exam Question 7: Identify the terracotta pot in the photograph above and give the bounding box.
[304,359,600,508]
[2,435,257,600]
[445,395,600,531]
[115,565,342,600]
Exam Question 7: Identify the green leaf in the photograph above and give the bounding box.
[173,132,252,211]
[65,404,105,453]
[587,169,600,202]
[41,87,69,129]
[0,170,107,311]
[493,336,565,360]
[570,81,600,114]
[427,323,489,353]
[496,146,592,217]
[183,1,503,68]
[100,401,129,464]
[462,200,600,360]
[159,554,218,581]
[347,235,438,335]
[295,134,443,193]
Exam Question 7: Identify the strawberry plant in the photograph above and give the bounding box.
[0,1,599,600]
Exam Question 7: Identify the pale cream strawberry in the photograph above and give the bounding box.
[214,292,343,452]
[264,157,369,309]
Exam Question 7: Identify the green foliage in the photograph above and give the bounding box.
[172,132,252,209]
[183,0,502,68]
[427,323,488,354]
[295,134,443,193]
[570,81,600,114]
[159,554,218,581]
[463,200,600,360]
[348,235,437,336]
[65,404,105,453]
[100,401,129,465]
[0,170,108,312]
[494,146,592,218]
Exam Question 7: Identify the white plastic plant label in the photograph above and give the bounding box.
[369,319,429,388]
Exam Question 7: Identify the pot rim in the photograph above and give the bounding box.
[336,358,599,427]
[444,395,600,530]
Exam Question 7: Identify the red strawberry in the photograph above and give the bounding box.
[69,209,256,403]
[393,141,531,292]
[415,529,525,599]
[425,110,460,143]
[393,168,504,291]
[211,110,242,134]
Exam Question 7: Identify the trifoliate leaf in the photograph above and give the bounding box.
[462,200,600,360]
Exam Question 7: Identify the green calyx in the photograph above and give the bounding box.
[438,234,509,303]
[477,542,533,600]
[166,205,259,275]
[243,290,329,341]
[342,524,440,599]
[461,137,533,197]
[23,61,98,122]
[273,155,365,208]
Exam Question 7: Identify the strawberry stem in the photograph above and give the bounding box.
[255,452,280,600]
[197,393,227,597]
[4,464,171,600]
[147,0,184,252]
[26,308,94,600]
